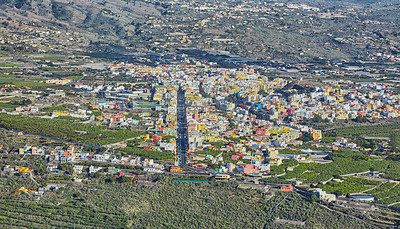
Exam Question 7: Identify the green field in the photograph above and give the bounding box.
[41,106,69,112]
[367,182,400,205]
[278,150,400,183]
[318,177,381,195]
[121,147,174,160]
[335,123,400,149]
[0,113,142,146]
[63,75,82,80]
[0,63,19,67]
[12,82,53,88]
[336,123,400,137]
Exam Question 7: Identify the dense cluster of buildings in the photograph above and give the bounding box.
[15,145,164,173]
[96,63,398,174]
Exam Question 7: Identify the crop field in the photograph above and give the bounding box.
[0,113,142,146]
[367,182,400,205]
[318,177,381,195]
[0,200,129,228]
[335,123,400,148]
[0,176,375,229]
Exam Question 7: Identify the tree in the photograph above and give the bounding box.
[389,132,398,152]
[36,165,47,175]
[93,171,100,178]
[310,194,319,202]
[369,167,374,172]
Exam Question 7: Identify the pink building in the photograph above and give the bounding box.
[237,164,258,174]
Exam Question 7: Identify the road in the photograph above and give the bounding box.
[177,86,188,166]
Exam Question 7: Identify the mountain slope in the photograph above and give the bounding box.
[0,0,162,40]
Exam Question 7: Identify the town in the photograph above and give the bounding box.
[0,0,400,227]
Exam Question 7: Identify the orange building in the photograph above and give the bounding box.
[281,185,293,192]
[170,167,182,173]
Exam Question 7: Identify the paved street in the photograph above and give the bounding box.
[177,86,187,166]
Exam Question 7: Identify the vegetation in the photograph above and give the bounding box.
[260,177,291,184]
[335,123,400,137]
[0,102,19,110]
[13,82,54,88]
[0,200,129,228]
[208,141,226,148]
[0,63,19,67]
[0,113,142,145]
[120,147,174,160]
[0,173,376,228]
[196,149,221,157]
[281,149,399,183]
[269,159,299,175]
[335,123,400,149]
[58,177,373,228]
[318,177,381,196]
[367,182,400,205]
[41,106,68,112]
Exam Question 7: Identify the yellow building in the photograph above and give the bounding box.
[267,148,279,158]
[13,187,36,195]
[18,167,33,174]
[270,158,283,166]
[52,111,69,117]
[337,113,349,120]
[311,130,322,141]
[141,134,150,140]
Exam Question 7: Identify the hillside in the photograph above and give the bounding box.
[0,0,162,41]
[1,0,399,63]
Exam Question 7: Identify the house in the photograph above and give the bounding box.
[73,165,84,175]
[192,163,208,170]
[258,164,271,173]
[47,165,57,172]
[89,165,102,173]
[270,158,283,166]
[314,188,336,202]
[281,185,293,192]
[336,137,347,144]
[93,154,108,162]
[311,130,322,141]
[108,167,120,175]
[61,155,75,163]
[79,152,89,159]
[226,163,236,172]
[266,148,278,159]
[215,174,230,181]
[18,167,33,175]
[3,165,14,173]
[144,167,164,173]
[236,164,258,174]
[346,143,357,149]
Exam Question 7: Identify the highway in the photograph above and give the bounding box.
[177,86,188,166]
